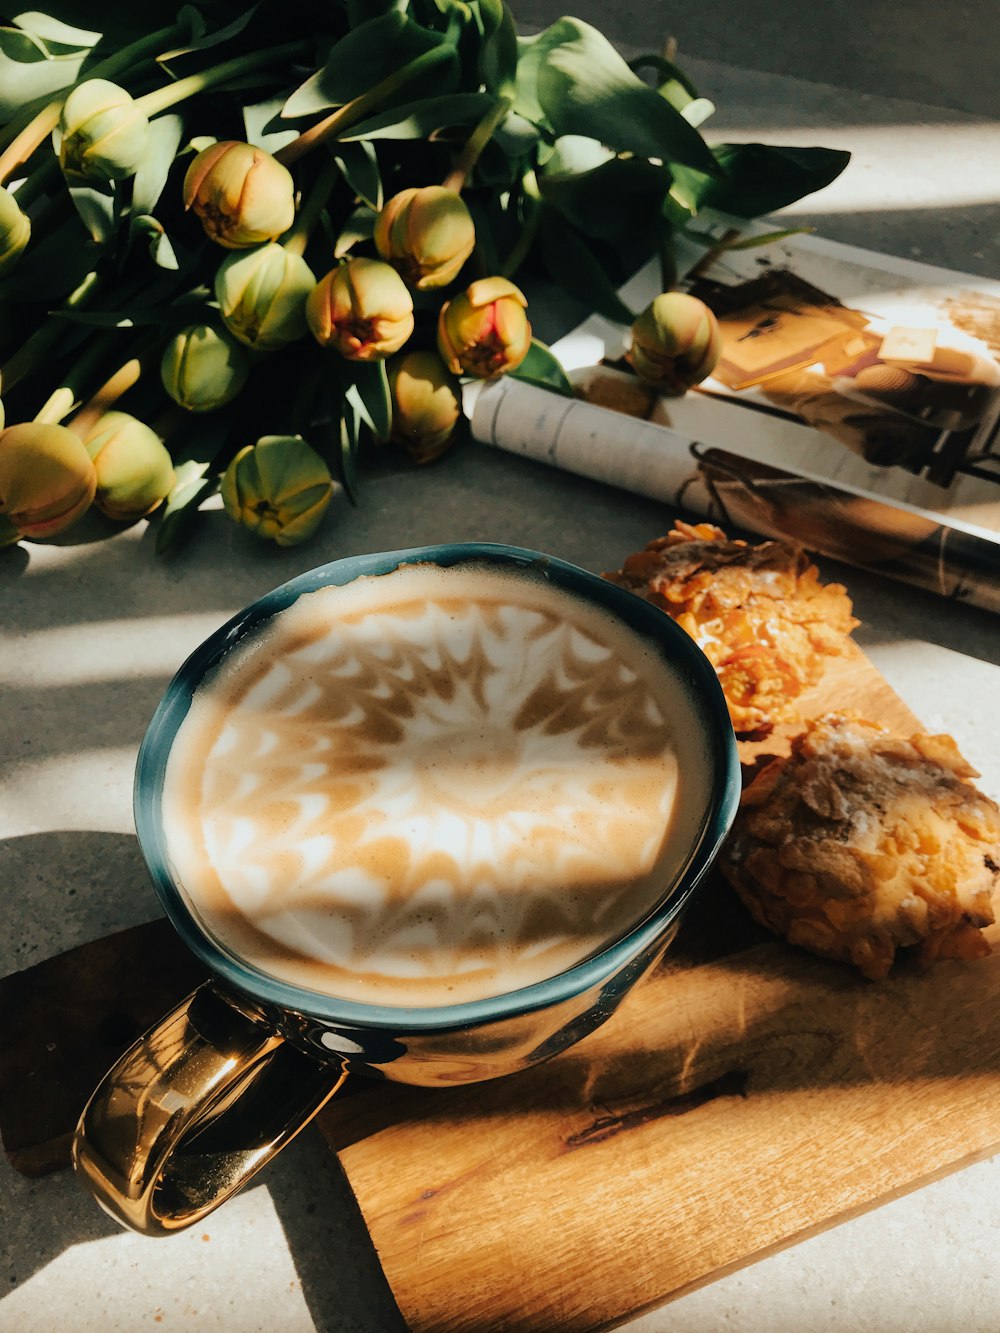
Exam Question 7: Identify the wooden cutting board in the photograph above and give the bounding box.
[3,643,999,1333]
[313,643,1000,1332]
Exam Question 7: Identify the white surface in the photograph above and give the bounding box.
[3,48,1000,1333]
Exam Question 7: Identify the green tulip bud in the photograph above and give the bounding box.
[0,422,96,539]
[0,187,30,275]
[214,243,315,351]
[183,141,296,250]
[306,258,414,361]
[374,186,476,291]
[58,79,149,182]
[160,323,251,413]
[626,292,722,395]
[437,277,531,379]
[220,434,334,546]
[84,411,175,520]
[387,350,462,464]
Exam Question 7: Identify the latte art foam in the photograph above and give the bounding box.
[162,562,712,1006]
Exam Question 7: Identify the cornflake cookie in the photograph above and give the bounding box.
[605,521,858,736]
[722,714,1000,980]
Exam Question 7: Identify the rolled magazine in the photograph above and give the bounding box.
[471,227,1000,613]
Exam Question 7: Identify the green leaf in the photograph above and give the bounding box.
[243,96,299,153]
[672,142,852,219]
[334,204,375,257]
[479,0,517,97]
[509,339,573,396]
[283,13,451,117]
[346,360,391,441]
[339,399,361,505]
[722,226,815,249]
[333,140,382,211]
[131,114,183,216]
[520,19,721,177]
[68,182,117,245]
[340,91,495,141]
[627,53,700,112]
[156,3,259,66]
[0,25,90,118]
[13,13,102,46]
[51,309,135,327]
[129,214,180,270]
[156,457,218,556]
[0,217,95,301]
[539,140,671,244]
[511,31,547,126]
[538,210,634,325]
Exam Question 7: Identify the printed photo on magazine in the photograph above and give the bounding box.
[473,220,1000,612]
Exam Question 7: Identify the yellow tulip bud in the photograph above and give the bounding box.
[306,258,414,361]
[183,141,296,249]
[58,79,149,182]
[387,350,462,463]
[215,243,315,351]
[626,292,722,395]
[84,412,175,520]
[374,186,476,290]
[437,277,531,379]
[220,435,334,546]
[160,323,251,413]
[0,422,96,539]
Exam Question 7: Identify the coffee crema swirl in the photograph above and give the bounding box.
[162,563,712,1006]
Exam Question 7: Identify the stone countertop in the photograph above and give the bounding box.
[3,51,1000,1333]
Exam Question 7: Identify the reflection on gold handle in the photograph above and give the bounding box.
[72,983,347,1235]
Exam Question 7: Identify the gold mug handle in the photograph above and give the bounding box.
[72,982,348,1235]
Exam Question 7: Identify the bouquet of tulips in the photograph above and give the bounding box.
[0,1,848,552]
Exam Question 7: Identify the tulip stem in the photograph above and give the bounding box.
[441,97,512,195]
[282,152,341,258]
[0,19,191,184]
[135,42,311,119]
[66,349,152,439]
[274,46,453,169]
[500,167,541,279]
[683,227,743,284]
[31,335,115,426]
[9,159,61,211]
[0,268,103,393]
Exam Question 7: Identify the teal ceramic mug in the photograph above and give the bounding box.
[73,542,740,1234]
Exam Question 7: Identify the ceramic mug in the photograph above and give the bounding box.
[72,542,740,1234]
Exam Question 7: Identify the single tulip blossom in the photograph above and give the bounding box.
[58,79,149,182]
[160,323,251,413]
[215,243,315,350]
[306,258,414,361]
[437,277,531,379]
[374,186,476,290]
[84,412,175,520]
[626,292,722,395]
[183,141,295,250]
[0,422,96,539]
[221,435,334,545]
[387,350,463,463]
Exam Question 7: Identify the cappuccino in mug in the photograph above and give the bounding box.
[162,560,713,1007]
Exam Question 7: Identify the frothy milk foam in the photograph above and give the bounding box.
[161,562,713,1006]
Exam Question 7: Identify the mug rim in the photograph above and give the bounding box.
[134,541,741,1033]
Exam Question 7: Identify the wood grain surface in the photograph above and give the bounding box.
[315,642,1000,1332]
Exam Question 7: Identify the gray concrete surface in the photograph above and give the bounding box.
[3,9,1000,1333]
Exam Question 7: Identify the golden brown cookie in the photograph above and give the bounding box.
[721,714,1000,980]
[606,521,858,736]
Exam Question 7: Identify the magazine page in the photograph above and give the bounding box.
[471,225,1000,612]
